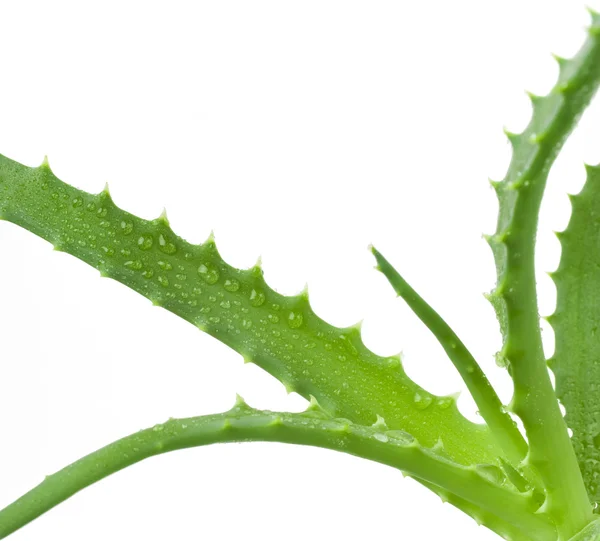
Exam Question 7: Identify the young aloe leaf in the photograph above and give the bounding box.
[484,10,600,537]
[370,246,529,470]
[0,153,500,468]
[0,397,555,541]
[549,164,600,507]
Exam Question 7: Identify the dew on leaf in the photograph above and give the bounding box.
[436,397,453,410]
[287,311,303,329]
[385,430,415,445]
[198,262,220,284]
[158,260,173,271]
[138,234,154,251]
[413,392,433,410]
[158,233,177,254]
[124,260,143,270]
[224,278,240,292]
[158,276,169,287]
[475,464,505,484]
[72,197,83,208]
[250,289,266,307]
[373,433,389,443]
[120,221,134,235]
[242,319,252,329]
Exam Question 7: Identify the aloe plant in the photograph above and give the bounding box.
[2,5,600,541]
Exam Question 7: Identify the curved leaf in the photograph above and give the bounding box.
[0,153,499,466]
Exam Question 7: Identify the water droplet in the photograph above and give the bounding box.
[475,464,505,484]
[72,197,83,208]
[268,314,280,324]
[250,289,266,307]
[198,262,220,284]
[158,260,173,271]
[120,221,134,235]
[287,311,303,329]
[97,207,108,218]
[220,300,231,309]
[413,392,433,410]
[120,248,131,257]
[142,269,154,279]
[158,233,177,254]
[436,397,453,410]
[224,278,240,292]
[158,276,169,288]
[124,260,143,270]
[386,430,415,446]
[373,433,389,443]
[101,246,115,256]
[209,316,221,324]
[138,234,153,251]
[242,319,252,329]
[176,274,187,281]
[86,202,96,212]
[494,352,509,368]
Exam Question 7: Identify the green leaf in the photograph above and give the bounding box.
[0,153,499,467]
[0,397,555,541]
[568,518,600,541]
[484,11,600,536]
[371,246,537,485]
[549,164,600,506]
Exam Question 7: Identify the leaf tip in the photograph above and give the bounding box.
[40,155,51,171]
[306,394,327,414]
[551,52,568,69]
[372,414,388,430]
[232,394,252,412]
[157,207,170,226]
[525,89,541,105]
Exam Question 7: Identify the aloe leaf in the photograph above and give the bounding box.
[484,10,600,536]
[414,478,535,541]
[0,153,500,468]
[548,164,600,507]
[371,247,528,468]
[0,397,555,541]
[569,519,600,541]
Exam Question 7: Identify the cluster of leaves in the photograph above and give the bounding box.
[2,8,600,541]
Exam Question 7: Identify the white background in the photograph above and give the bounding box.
[0,1,599,539]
